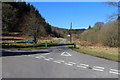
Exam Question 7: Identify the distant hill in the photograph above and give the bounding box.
[71,29,86,34]
[51,26,85,37]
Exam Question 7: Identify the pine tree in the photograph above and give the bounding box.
[88,25,91,29]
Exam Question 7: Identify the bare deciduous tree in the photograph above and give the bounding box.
[106,2,119,21]
[22,7,43,43]
[107,2,119,7]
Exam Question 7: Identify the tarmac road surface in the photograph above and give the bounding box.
[1,39,119,78]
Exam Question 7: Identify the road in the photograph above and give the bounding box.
[1,39,120,78]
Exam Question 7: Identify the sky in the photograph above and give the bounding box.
[28,2,117,29]
[24,0,119,2]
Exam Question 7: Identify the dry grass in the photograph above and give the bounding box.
[1,34,61,49]
[0,36,25,40]
[74,39,118,55]
[68,39,119,61]
[78,46,118,55]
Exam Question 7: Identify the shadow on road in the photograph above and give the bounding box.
[2,43,73,48]
[56,44,74,46]
[2,44,45,48]
[1,50,50,57]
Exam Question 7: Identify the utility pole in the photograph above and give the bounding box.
[70,22,72,43]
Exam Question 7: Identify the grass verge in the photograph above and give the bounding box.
[67,41,119,62]
[2,38,62,49]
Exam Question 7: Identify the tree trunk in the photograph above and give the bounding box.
[33,36,37,44]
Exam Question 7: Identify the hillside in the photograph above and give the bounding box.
[2,2,51,36]
[80,21,118,47]
[2,2,85,39]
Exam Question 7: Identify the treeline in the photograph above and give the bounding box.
[80,20,118,47]
[2,2,68,40]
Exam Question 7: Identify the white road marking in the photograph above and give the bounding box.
[65,63,73,66]
[41,53,50,56]
[79,64,89,67]
[53,61,61,64]
[109,69,120,75]
[40,56,46,59]
[48,58,54,60]
[35,56,41,59]
[44,58,50,61]
[33,55,114,74]
[93,66,105,69]
[92,66,104,72]
[77,64,89,68]
[110,69,119,72]
[92,68,104,72]
[109,71,120,75]
[27,55,31,56]
[57,60,65,63]
[27,55,35,57]
[68,62,76,65]
[61,51,71,56]
[24,54,111,74]
[77,65,87,68]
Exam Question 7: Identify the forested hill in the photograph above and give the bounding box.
[2,2,85,38]
[2,2,56,37]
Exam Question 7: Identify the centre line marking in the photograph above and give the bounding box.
[92,68,104,72]
[110,69,119,72]
[53,61,61,64]
[109,69,120,75]
[92,66,104,72]
[65,63,73,66]
[79,64,89,67]
[57,60,65,63]
[40,56,46,59]
[44,59,50,61]
[109,71,120,75]
[48,58,54,60]
[77,65,87,68]
[77,63,89,68]
[35,56,41,59]
[68,62,76,65]
[93,66,105,69]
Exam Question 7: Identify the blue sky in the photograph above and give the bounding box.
[28,2,117,29]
